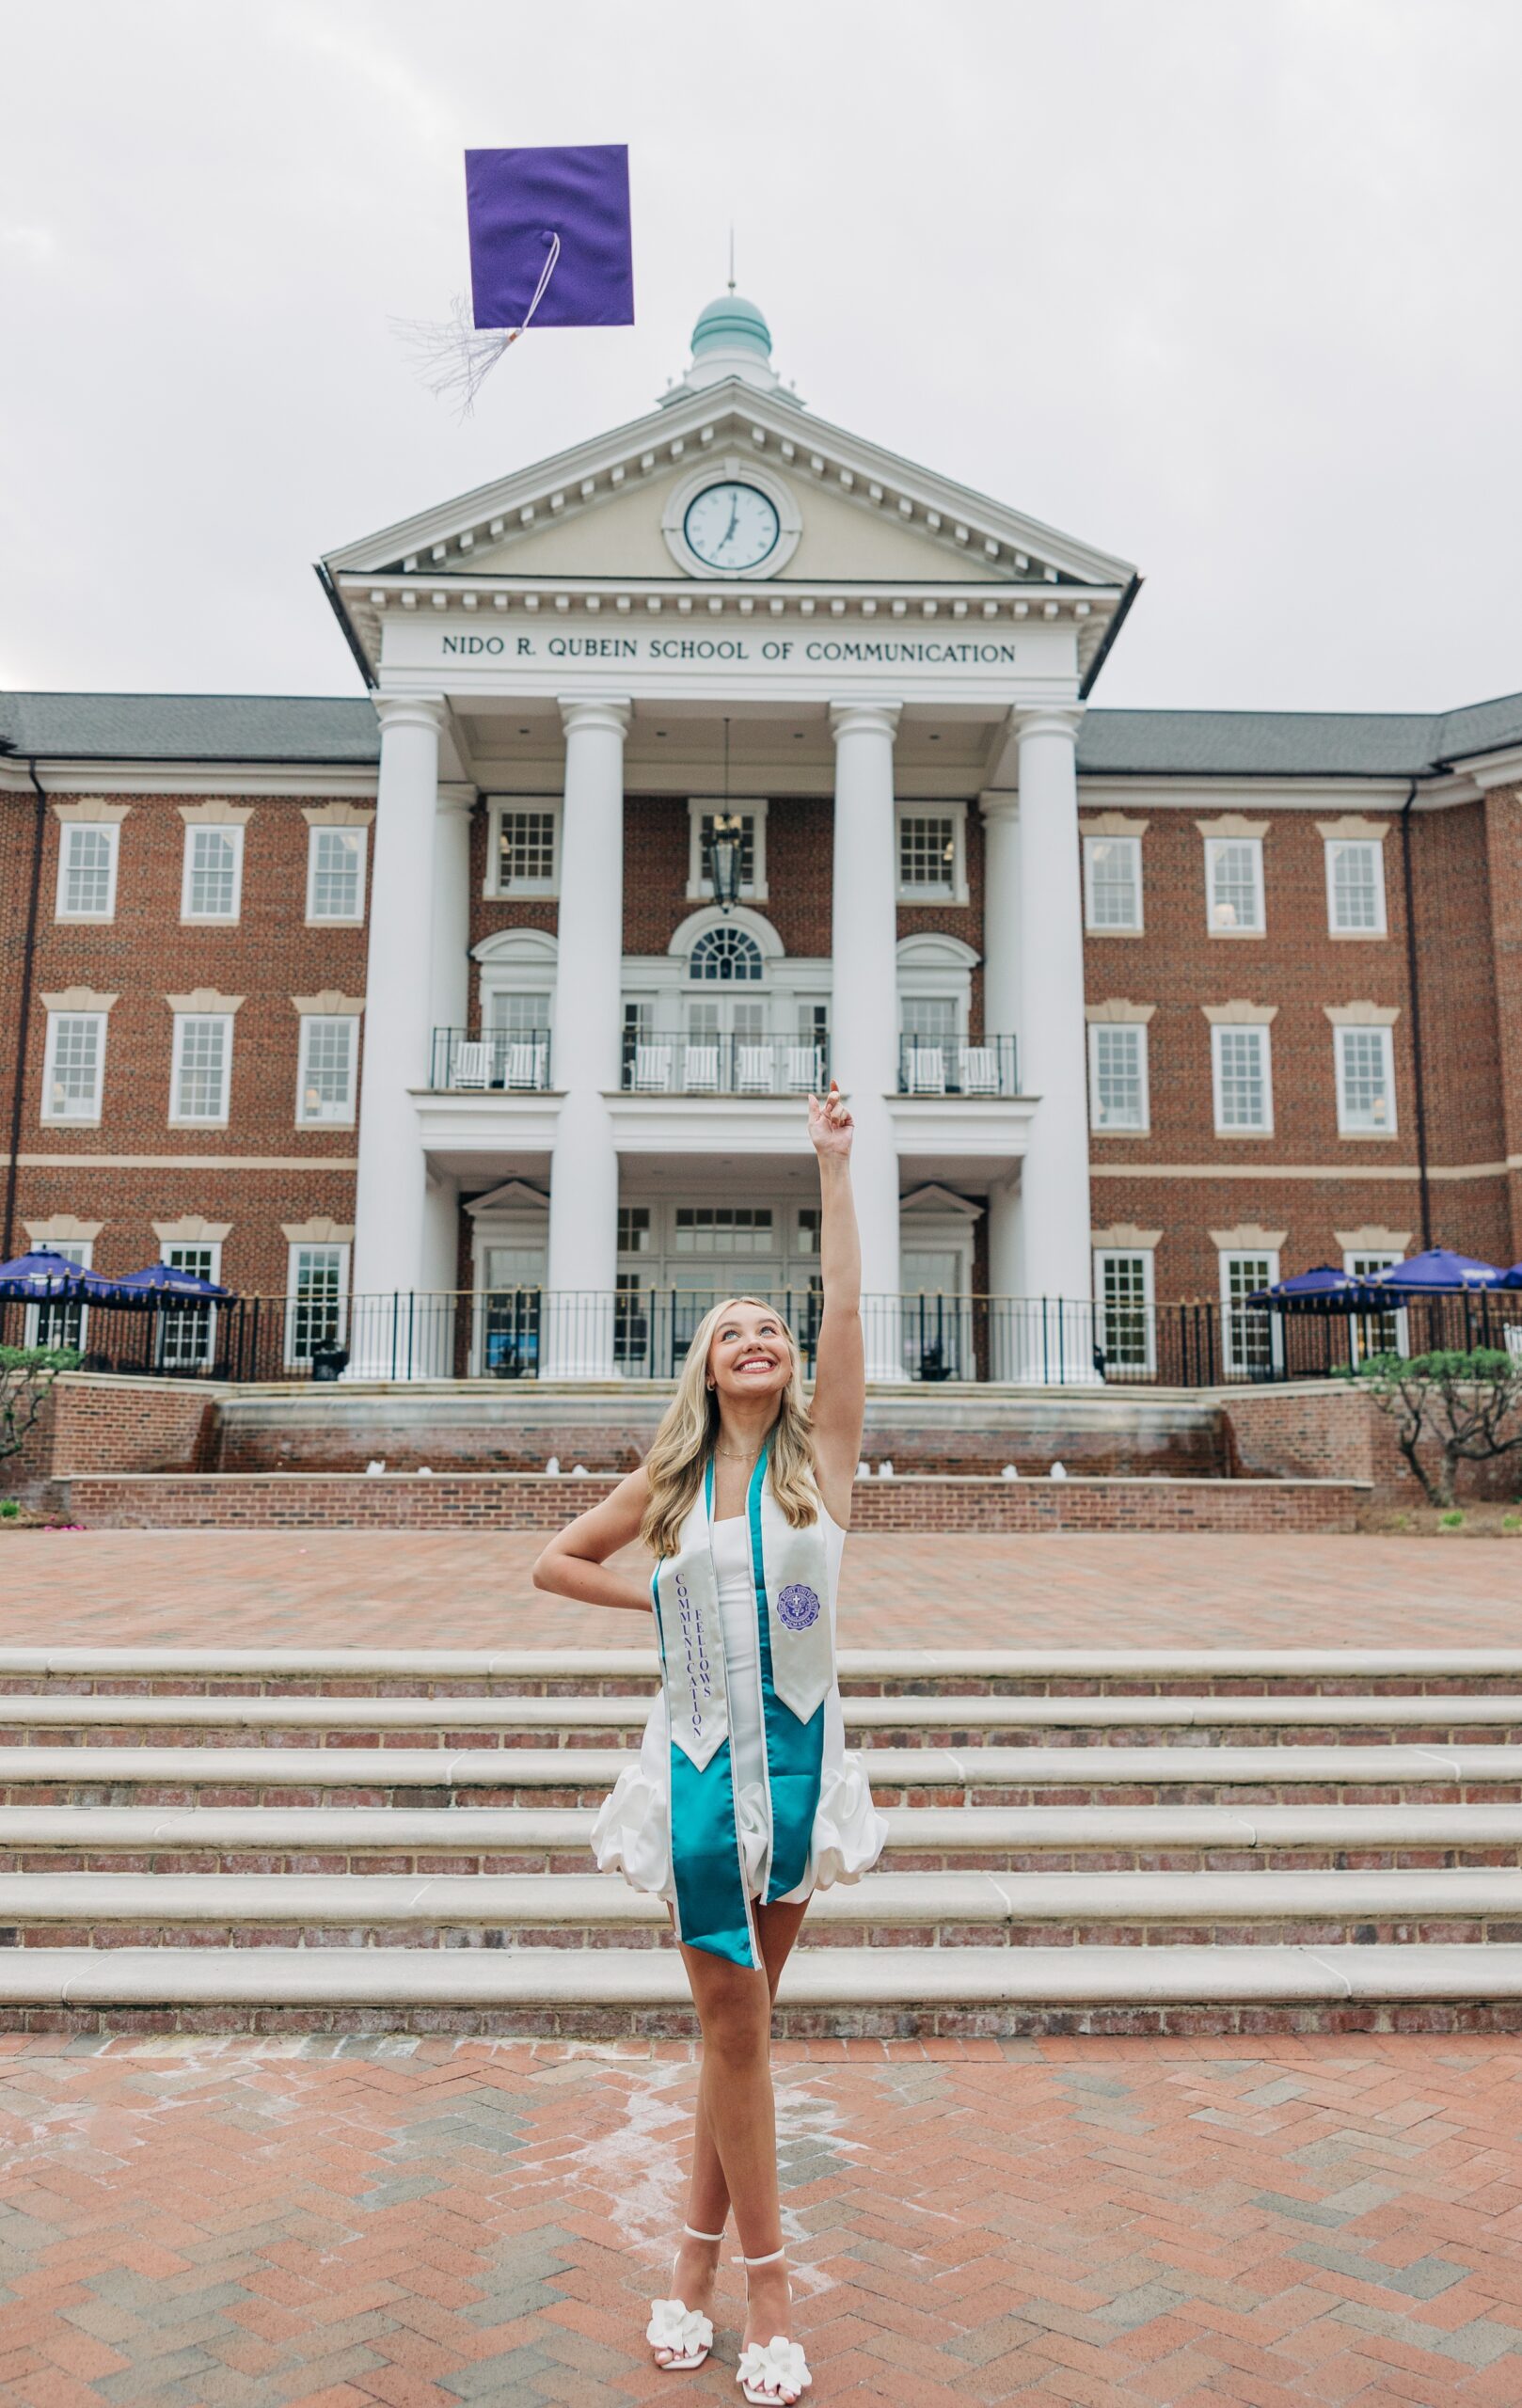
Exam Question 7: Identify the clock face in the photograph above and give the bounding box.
[683,482,782,572]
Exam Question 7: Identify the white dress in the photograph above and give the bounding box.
[591,1506,888,1906]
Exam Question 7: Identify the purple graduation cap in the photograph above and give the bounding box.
[401,144,633,415]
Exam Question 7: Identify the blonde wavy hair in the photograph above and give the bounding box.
[640,1296,818,1560]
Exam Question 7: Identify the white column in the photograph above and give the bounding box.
[829,701,902,1382]
[349,696,446,1371]
[417,788,474,1365]
[1015,707,1098,1381]
[544,696,629,1378]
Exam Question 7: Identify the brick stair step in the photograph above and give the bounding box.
[6,1645,1521,1700]
[5,1693,1521,1749]
[3,1941,1522,2040]
[5,1866,1522,1952]
[7,1800,1522,1874]
[1,1742,1517,1810]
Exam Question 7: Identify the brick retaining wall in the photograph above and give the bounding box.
[1224,1382,1521,1506]
[45,1471,1367,1532]
[3,1374,223,1505]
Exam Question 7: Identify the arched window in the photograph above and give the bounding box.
[690,925,764,982]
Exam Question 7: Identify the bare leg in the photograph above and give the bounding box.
[669,1903,809,2396]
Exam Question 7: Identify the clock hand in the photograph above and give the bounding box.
[722,496,739,549]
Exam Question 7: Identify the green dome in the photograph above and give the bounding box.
[690,291,772,361]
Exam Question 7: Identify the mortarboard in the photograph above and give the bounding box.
[399,143,634,415]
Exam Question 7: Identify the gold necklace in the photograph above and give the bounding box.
[714,1445,762,1461]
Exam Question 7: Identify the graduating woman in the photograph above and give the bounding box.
[534,1084,886,2403]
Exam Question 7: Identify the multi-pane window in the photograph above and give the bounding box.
[1094,1250,1155,1375]
[297,1016,357,1124]
[1212,1024,1273,1133]
[613,1272,649,1370]
[56,824,119,920]
[1205,837,1264,934]
[1088,1024,1149,1133]
[306,826,367,922]
[285,1244,349,1368]
[42,1013,106,1122]
[494,807,558,894]
[182,825,243,921]
[1346,1251,1406,1361]
[690,926,764,981]
[617,1207,652,1254]
[797,1208,822,1257]
[897,813,958,896]
[1220,1251,1281,1376]
[1325,838,1387,935]
[487,990,551,1038]
[1335,1025,1396,1134]
[1083,835,1142,931]
[26,1241,90,1354]
[157,1244,220,1370]
[674,1206,775,1255]
[171,1014,232,1124]
[901,995,958,1044]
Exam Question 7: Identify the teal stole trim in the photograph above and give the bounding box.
[652,1447,831,1969]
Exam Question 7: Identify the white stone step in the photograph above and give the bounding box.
[5,1865,1522,1930]
[2,1941,1520,2009]
[5,1743,1518,1790]
[4,1799,1522,1856]
[6,1690,1521,1732]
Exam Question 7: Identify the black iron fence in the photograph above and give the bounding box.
[6,1288,1518,1387]
[429,1028,553,1091]
[896,1034,1020,1097]
[619,1033,829,1097]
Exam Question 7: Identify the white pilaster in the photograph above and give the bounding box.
[545,696,630,1377]
[350,698,446,1365]
[1014,706,1097,1380]
[829,700,902,1381]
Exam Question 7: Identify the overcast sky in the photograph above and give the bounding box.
[4,0,1519,715]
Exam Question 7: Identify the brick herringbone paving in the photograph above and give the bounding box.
[4,1530,1522,1649]
[2,2035,1522,2406]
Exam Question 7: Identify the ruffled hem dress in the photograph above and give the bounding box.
[591,1504,888,1906]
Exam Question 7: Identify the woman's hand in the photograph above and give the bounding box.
[808,1081,854,1160]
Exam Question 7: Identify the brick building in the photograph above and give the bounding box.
[3,291,1520,1384]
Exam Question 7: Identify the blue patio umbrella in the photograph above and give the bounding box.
[1501,1262,1522,1290]
[1365,1248,1503,1296]
[112,1263,231,1302]
[0,1246,96,1301]
[1247,1266,1381,1312]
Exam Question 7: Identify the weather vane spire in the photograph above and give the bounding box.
[727,224,736,293]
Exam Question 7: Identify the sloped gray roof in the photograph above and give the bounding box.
[4,687,1521,777]
[1079,692,1522,778]
[0,692,380,763]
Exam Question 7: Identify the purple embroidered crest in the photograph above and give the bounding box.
[776,1583,821,1632]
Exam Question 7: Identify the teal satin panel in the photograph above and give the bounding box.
[655,1532,757,1971]
[747,1450,826,1903]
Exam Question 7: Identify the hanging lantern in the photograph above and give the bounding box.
[709,813,744,912]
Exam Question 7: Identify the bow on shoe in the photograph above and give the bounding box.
[646,2297,714,2358]
[737,2334,812,2399]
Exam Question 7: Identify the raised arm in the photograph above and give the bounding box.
[532,1466,655,1613]
[806,1084,865,1522]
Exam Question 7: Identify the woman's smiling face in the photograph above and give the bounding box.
[707,1299,793,1402]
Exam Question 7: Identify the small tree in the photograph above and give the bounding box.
[1345,1348,1522,1509]
[0,1346,81,1469]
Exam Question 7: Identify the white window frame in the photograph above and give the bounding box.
[180,823,245,924]
[156,1240,223,1370]
[1343,1249,1409,1364]
[1087,1022,1150,1134]
[895,801,969,905]
[55,822,119,923]
[169,1012,234,1128]
[1093,1247,1156,1376]
[1219,1249,1284,1376]
[283,1243,351,1370]
[24,1239,92,1354]
[1334,1024,1397,1136]
[486,797,562,899]
[41,1010,108,1126]
[686,797,769,903]
[1083,833,1143,933]
[1324,836,1387,937]
[305,823,369,924]
[295,1014,359,1127]
[1211,1022,1274,1136]
[1205,835,1265,937]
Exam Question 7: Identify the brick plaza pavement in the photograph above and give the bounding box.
[3,1530,1522,1650]
[3,2032,1522,2406]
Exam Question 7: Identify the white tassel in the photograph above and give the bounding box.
[393,236,562,418]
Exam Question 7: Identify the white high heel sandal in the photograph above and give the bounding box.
[735,2246,812,2404]
[646,2224,724,2372]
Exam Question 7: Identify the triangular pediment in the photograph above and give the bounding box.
[324,376,1134,597]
